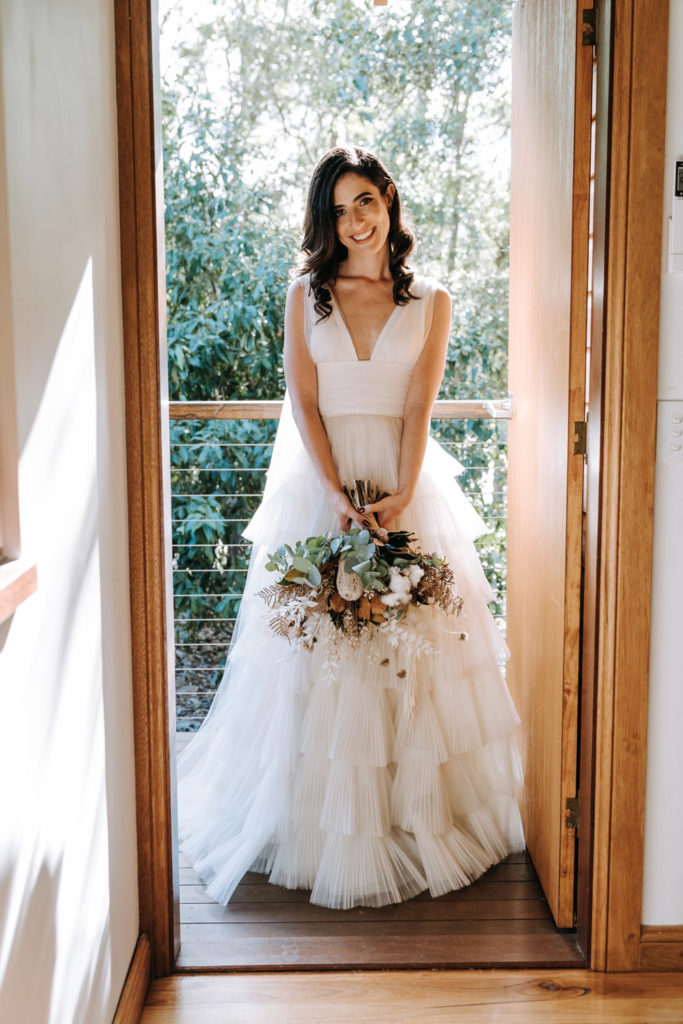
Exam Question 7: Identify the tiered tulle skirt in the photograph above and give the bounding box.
[177,405,525,908]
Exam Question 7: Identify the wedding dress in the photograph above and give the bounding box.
[177,272,525,909]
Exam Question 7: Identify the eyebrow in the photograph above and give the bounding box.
[333,191,373,209]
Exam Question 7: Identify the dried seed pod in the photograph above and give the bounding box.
[336,559,364,601]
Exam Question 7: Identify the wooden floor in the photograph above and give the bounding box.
[178,848,583,970]
[142,969,683,1023]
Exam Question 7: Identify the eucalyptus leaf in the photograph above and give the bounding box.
[291,555,313,573]
[352,559,373,573]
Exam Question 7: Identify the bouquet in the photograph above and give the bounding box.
[257,480,465,650]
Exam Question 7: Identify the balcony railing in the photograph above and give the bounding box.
[169,398,510,731]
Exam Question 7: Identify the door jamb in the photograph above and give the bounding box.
[113,0,179,978]
[112,0,670,976]
[576,0,669,971]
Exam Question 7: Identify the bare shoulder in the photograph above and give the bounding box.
[429,284,452,329]
[432,283,451,308]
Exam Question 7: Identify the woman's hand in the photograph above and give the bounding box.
[329,490,369,533]
[360,491,411,531]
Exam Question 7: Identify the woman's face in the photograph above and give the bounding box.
[332,172,395,256]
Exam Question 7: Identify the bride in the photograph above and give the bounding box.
[177,145,525,910]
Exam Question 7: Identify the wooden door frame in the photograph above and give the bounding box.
[575,0,670,971]
[114,0,179,979]
[112,0,670,976]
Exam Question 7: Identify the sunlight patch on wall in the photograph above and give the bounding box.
[0,258,114,1024]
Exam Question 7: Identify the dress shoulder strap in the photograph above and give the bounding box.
[412,273,445,340]
[300,272,314,350]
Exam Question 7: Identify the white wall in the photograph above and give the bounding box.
[0,0,139,1020]
[642,0,683,927]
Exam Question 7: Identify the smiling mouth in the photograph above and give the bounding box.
[351,227,374,242]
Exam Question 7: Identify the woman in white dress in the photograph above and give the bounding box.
[177,146,525,910]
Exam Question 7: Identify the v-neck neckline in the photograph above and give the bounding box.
[330,285,401,362]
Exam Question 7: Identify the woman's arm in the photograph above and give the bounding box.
[362,287,452,529]
[283,277,366,531]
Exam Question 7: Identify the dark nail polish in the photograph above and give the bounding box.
[358,506,365,513]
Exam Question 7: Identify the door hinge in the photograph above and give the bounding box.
[565,796,580,829]
[573,420,587,455]
[582,6,597,47]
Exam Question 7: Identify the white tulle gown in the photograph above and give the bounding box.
[177,272,525,909]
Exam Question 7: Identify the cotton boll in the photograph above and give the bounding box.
[408,564,424,586]
[381,568,412,606]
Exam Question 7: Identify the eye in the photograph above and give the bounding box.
[359,196,373,206]
[334,208,345,218]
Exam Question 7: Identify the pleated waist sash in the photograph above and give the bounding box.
[316,361,413,418]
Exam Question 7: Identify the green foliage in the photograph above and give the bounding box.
[163,108,294,400]
[264,526,444,592]
[162,0,513,402]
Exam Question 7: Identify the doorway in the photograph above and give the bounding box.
[163,0,586,970]
[113,0,669,978]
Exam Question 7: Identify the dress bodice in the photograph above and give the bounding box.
[301,272,441,418]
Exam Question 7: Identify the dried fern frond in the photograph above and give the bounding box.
[267,611,299,639]
[258,582,311,608]
[258,584,287,608]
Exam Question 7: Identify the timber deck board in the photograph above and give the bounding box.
[177,849,583,970]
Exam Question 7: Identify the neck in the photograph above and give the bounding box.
[338,244,392,281]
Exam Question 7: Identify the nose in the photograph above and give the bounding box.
[349,209,365,233]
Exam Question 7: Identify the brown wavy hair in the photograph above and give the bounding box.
[299,146,417,321]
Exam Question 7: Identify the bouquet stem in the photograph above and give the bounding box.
[343,479,389,539]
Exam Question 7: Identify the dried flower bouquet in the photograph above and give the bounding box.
[257,480,465,649]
